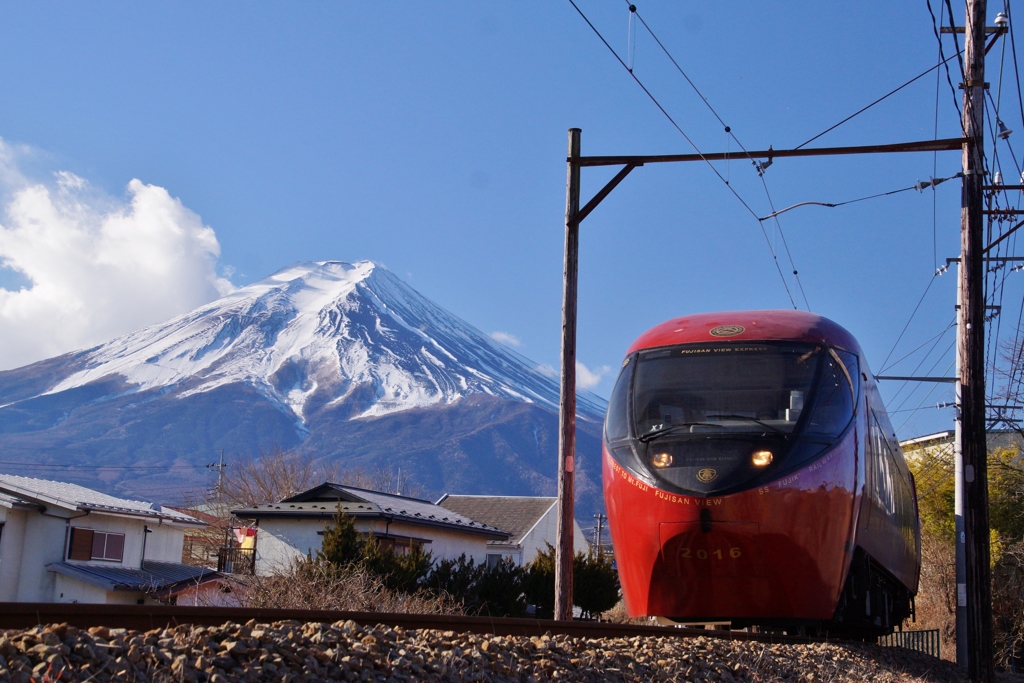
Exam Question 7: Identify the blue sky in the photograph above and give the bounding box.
[0,1,1017,440]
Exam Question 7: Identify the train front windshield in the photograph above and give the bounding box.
[605,342,859,495]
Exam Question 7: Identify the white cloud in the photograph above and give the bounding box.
[490,330,521,347]
[576,361,611,390]
[533,361,609,390]
[535,363,558,378]
[0,140,234,370]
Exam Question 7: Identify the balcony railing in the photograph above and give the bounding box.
[217,547,256,575]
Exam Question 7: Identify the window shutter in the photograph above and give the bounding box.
[68,528,94,561]
[91,532,106,560]
[104,533,124,561]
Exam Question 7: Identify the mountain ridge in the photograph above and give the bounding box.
[0,261,608,520]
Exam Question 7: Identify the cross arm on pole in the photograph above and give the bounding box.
[875,375,957,383]
[983,218,1024,254]
[576,138,967,168]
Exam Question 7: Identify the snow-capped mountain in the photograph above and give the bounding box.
[0,262,607,520]
[40,261,604,425]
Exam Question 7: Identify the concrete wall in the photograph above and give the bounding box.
[14,511,69,601]
[0,508,27,601]
[53,573,108,604]
[174,580,246,608]
[251,516,496,576]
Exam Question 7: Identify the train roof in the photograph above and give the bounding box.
[627,310,862,356]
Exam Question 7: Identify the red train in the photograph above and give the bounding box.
[602,310,920,636]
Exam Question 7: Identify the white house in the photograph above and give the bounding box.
[0,474,217,604]
[232,483,511,575]
[435,495,590,567]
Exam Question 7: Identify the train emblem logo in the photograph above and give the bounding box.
[697,468,718,483]
[709,325,744,337]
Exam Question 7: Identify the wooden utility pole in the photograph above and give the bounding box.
[960,0,994,680]
[555,128,581,621]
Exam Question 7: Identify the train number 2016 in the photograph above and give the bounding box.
[680,547,742,560]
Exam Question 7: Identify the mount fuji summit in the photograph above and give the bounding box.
[0,262,608,518]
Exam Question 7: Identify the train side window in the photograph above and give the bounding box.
[804,351,855,438]
[833,350,860,407]
[605,355,634,441]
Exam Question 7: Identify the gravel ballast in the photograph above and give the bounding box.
[0,619,977,682]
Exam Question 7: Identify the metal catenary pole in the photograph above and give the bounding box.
[555,128,581,622]
[553,131,965,623]
[960,0,994,679]
[955,259,969,669]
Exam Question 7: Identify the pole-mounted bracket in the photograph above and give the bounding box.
[569,163,641,226]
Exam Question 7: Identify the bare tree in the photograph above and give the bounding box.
[179,448,424,513]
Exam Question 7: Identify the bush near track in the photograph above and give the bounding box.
[905,444,1024,669]
[260,506,621,620]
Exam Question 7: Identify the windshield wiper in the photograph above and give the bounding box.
[705,414,785,434]
[638,423,722,443]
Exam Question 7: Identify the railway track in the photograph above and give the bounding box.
[0,602,813,645]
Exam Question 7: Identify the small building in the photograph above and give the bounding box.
[0,474,216,604]
[435,495,590,567]
[232,483,510,576]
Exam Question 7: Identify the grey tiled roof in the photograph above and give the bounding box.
[235,483,509,540]
[46,561,219,593]
[436,495,556,545]
[0,474,202,525]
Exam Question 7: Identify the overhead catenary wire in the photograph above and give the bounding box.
[623,2,810,308]
[756,172,963,221]
[566,0,800,309]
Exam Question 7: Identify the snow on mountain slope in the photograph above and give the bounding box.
[44,261,606,423]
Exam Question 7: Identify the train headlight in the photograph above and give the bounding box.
[751,450,774,467]
[650,452,673,468]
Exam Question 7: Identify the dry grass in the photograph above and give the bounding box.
[908,532,958,661]
[233,559,466,615]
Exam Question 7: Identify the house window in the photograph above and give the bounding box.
[68,528,125,562]
[486,553,503,569]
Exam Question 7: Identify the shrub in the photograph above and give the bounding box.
[523,544,620,620]
[424,554,528,617]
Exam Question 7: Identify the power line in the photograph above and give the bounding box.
[927,0,966,120]
[880,270,947,372]
[0,462,205,470]
[883,318,957,374]
[797,52,963,150]
[895,355,956,433]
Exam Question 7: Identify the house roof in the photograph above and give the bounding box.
[435,495,556,545]
[233,482,509,540]
[0,474,203,526]
[0,490,33,509]
[46,561,220,594]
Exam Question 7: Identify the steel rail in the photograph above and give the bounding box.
[0,603,819,645]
